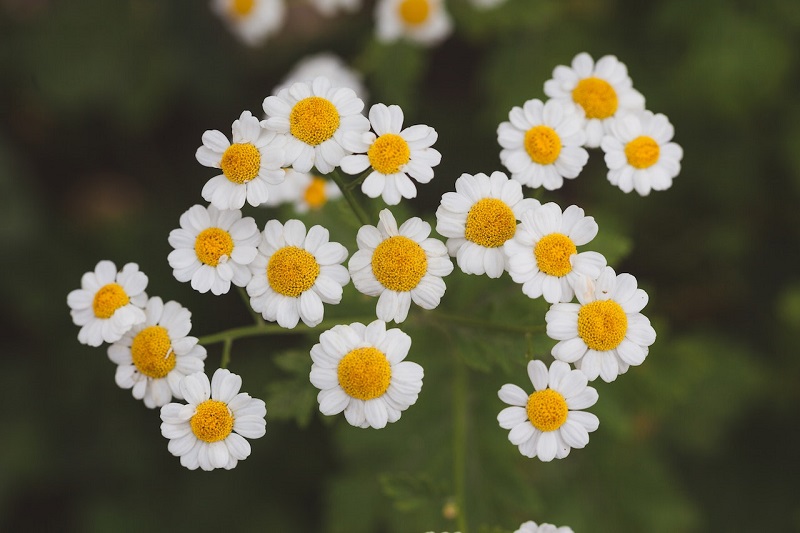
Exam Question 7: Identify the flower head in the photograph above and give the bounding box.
[264,169,343,213]
[498,360,599,461]
[546,266,656,382]
[310,320,423,429]
[67,260,148,347]
[375,0,453,46]
[308,0,362,17]
[211,0,285,47]
[274,53,368,104]
[515,521,574,533]
[349,209,453,323]
[160,368,266,471]
[108,297,206,408]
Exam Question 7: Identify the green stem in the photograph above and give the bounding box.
[453,351,469,533]
[329,168,371,225]
[196,316,376,346]
[237,286,265,326]
[344,169,371,191]
[220,337,233,369]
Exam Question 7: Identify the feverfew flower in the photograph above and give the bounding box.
[498,360,599,462]
[546,266,656,382]
[600,110,683,196]
[67,260,147,347]
[274,53,368,104]
[349,209,453,323]
[265,169,343,213]
[262,76,370,174]
[196,110,286,210]
[211,0,285,47]
[247,219,349,328]
[515,521,574,533]
[160,368,266,471]
[544,52,645,148]
[108,297,206,409]
[340,103,441,205]
[167,204,260,295]
[435,171,540,278]
[504,203,606,304]
[310,320,423,429]
[498,98,588,191]
[375,0,453,46]
[309,0,361,17]
[469,0,507,8]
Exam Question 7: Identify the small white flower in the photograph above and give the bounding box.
[308,0,362,17]
[274,52,368,104]
[310,320,423,429]
[375,0,453,46]
[546,266,657,382]
[498,360,599,462]
[340,103,441,205]
[160,368,266,471]
[468,0,507,8]
[211,0,285,47]
[544,52,645,148]
[498,98,588,191]
[515,521,574,533]
[262,76,370,174]
[264,169,343,213]
[504,202,607,304]
[247,219,349,328]
[600,110,683,196]
[196,110,286,210]
[67,260,148,347]
[349,209,453,323]
[167,204,260,295]
[435,171,540,278]
[108,297,206,409]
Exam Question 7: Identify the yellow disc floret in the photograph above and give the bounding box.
[229,0,255,17]
[534,233,577,277]
[220,143,261,184]
[304,177,328,210]
[368,133,411,175]
[372,236,428,292]
[92,283,130,319]
[398,0,430,25]
[290,97,340,146]
[571,77,618,119]
[625,136,660,169]
[267,246,320,297]
[578,300,628,351]
[131,325,176,379]
[337,347,392,400]
[526,388,568,432]
[524,125,562,165]
[190,399,234,443]
[464,198,517,248]
[194,228,234,266]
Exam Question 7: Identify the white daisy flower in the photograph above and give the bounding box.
[264,169,343,212]
[160,368,266,471]
[309,0,362,17]
[349,209,453,323]
[211,0,285,47]
[262,76,370,174]
[167,204,260,295]
[504,202,607,304]
[309,320,423,429]
[546,266,657,383]
[497,98,588,191]
[108,297,206,409]
[600,110,684,196]
[544,52,645,148]
[274,53,368,104]
[435,171,540,278]
[469,0,507,8]
[340,103,441,205]
[196,110,287,210]
[375,0,453,46]
[515,521,574,533]
[247,219,349,328]
[498,360,599,462]
[67,260,148,347]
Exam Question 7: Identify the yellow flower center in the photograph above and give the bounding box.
[92,283,130,319]
[368,133,411,175]
[571,77,618,119]
[194,227,234,267]
[304,177,329,209]
[267,246,320,297]
[229,0,255,17]
[131,326,176,379]
[464,198,517,248]
[371,236,428,292]
[534,233,577,277]
[190,399,234,443]
[578,300,628,351]
[337,347,392,401]
[398,0,430,25]
[624,136,660,169]
[526,388,569,432]
[220,143,261,184]
[524,125,562,165]
[290,96,340,146]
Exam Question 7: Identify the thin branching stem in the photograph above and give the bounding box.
[329,168,372,226]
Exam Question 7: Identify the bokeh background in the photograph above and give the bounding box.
[2,0,800,531]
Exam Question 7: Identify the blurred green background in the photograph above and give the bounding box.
[2,0,800,531]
